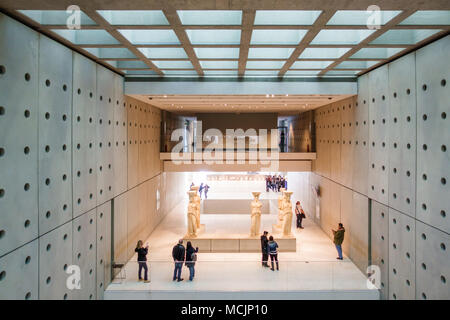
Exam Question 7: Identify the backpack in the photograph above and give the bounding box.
[191,251,197,262]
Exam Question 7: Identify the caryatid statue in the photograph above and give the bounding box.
[190,185,201,228]
[186,191,198,237]
[282,191,294,237]
[250,192,262,237]
[276,188,286,228]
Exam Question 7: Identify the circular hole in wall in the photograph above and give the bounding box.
[25,292,31,300]
[442,178,447,185]
[0,65,5,74]
[422,263,427,270]
[0,106,4,115]
[63,84,67,91]
[406,88,411,95]
[421,233,426,240]
[422,84,427,91]
[24,220,30,228]
[0,189,5,198]
[46,244,51,251]
[423,114,427,121]
[0,271,5,281]
[441,276,446,284]
[45,145,50,153]
[24,109,30,118]
[46,276,51,284]
[442,112,447,119]
[441,243,446,251]
[441,79,447,87]
[63,293,68,300]
[46,211,51,219]
[24,183,30,191]
[442,145,447,152]
[24,73,31,81]
[45,79,51,87]
[422,203,427,211]
[0,147,4,157]
[406,252,410,259]
[441,210,446,218]
[25,256,31,264]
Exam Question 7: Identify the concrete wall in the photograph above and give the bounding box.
[310,35,450,300]
[0,13,186,300]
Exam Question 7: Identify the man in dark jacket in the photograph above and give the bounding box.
[260,231,269,267]
[332,223,345,260]
[172,239,185,281]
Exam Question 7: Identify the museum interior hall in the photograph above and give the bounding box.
[0,0,449,301]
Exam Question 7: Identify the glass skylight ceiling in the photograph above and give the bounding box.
[97,10,169,25]
[186,29,241,45]
[370,29,442,45]
[194,48,240,59]
[138,48,188,59]
[327,10,401,25]
[118,29,180,45]
[177,10,242,25]
[250,30,308,45]
[19,10,96,25]
[399,10,450,25]
[19,8,449,78]
[311,29,376,45]
[254,10,322,25]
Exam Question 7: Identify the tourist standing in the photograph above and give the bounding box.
[260,231,269,267]
[332,223,345,260]
[172,239,185,281]
[203,184,210,199]
[295,201,305,229]
[185,241,199,281]
[199,183,204,199]
[268,236,279,271]
[135,240,150,283]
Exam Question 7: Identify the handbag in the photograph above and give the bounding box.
[301,209,306,219]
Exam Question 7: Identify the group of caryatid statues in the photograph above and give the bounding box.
[187,186,202,237]
[186,186,293,238]
[250,189,293,237]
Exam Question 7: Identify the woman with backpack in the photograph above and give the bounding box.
[267,236,279,271]
[185,241,199,281]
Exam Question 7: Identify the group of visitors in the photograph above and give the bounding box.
[260,231,280,271]
[172,239,199,281]
[190,182,210,199]
[265,175,287,192]
[133,223,346,282]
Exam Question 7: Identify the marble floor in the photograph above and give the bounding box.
[105,196,379,300]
